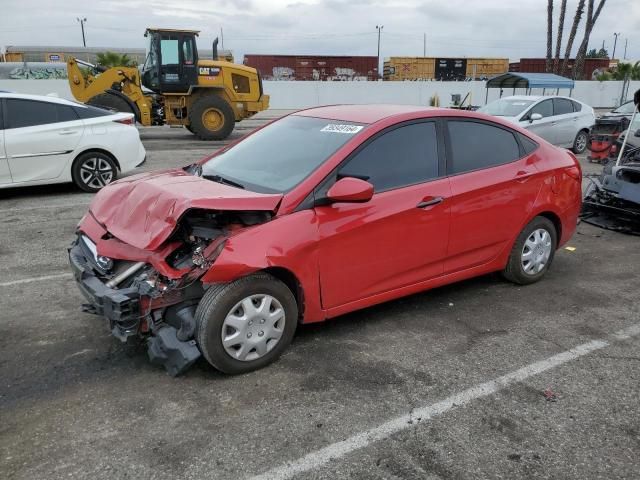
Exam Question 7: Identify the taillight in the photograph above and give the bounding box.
[114,117,135,126]
[564,165,581,181]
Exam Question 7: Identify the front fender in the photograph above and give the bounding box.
[201,209,326,323]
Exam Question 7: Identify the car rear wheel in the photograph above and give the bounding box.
[502,216,557,285]
[572,129,589,154]
[195,273,298,374]
[71,151,118,192]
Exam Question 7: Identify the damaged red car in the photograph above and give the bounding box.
[69,105,582,376]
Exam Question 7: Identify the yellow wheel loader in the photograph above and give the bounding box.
[67,28,269,140]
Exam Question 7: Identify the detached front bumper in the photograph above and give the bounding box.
[68,239,141,338]
[68,237,202,375]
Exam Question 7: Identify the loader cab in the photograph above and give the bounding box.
[142,28,199,93]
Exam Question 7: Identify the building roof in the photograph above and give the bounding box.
[486,72,575,89]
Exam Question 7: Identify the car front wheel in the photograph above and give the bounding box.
[71,151,118,193]
[502,216,557,285]
[195,273,298,374]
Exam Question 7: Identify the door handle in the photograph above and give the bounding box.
[416,196,444,208]
[59,129,78,135]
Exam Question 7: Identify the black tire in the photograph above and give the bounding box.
[502,216,557,285]
[87,93,134,116]
[195,273,298,374]
[71,151,118,193]
[572,129,589,154]
[185,124,194,133]
[188,95,235,140]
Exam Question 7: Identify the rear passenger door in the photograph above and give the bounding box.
[444,119,543,274]
[552,97,578,147]
[3,99,84,183]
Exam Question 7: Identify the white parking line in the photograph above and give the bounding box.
[249,323,640,480]
[0,202,90,214]
[0,273,72,287]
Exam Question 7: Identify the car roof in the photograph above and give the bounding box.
[0,92,80,107]
[293,104,443,124]
[500,95,581,103]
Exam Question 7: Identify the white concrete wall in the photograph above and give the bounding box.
[1,78,638,109]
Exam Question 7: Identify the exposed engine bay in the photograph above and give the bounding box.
[581,145,640,236]
[69,207,273,376]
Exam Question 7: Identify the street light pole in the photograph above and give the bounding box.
[612,32,620,59]
[77,17,87,48]
[376,25,383,79]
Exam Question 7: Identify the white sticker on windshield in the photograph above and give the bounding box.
[320,124,364,134]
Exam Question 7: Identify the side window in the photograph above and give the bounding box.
[57,104,79,122]
[518,133,539,155]
[6,99,58,129]
[447,120,521,174]
[571,100,582,112]
[553,98,574,115]
[160,39,179,65]
[182,38,195,65]
[0,100,4,130]
[339,122,439,192]
[528,99,554,119]
[74,105,113,119]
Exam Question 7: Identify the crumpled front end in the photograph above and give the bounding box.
[69,205,272,376]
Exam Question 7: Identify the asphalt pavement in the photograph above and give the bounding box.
[1,110,638,480]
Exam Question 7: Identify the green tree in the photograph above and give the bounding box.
[586,47,609,58]
[95,52,136,68]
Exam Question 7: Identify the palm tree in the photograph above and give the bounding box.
[96,52,136,68]
[553,0,567,74]
[546,0,554,72]
[574,0,607,79]
[561,0,586,77]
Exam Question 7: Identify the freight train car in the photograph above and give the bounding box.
[243,54,378,81]
[383,57,508,81]
[511,58,614,79]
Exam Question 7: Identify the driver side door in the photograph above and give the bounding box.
[315,120,451,311]
[520,99,557,145]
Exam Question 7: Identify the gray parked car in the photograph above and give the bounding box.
[479,95,596,153]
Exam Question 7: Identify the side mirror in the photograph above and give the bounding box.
[326,177,374,204]
[530,113,543,122]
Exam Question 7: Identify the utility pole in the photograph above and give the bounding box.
[220,27,224,49]
[376,25,383,79]
[76,17,87,48]
[612,32,620,59]
[623,38,628,59]
[423,33,426,57]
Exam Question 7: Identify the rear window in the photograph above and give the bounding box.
[73,104,114,119]
[518,133,539,155]
[447,120,521,174]
[553,98,574,115]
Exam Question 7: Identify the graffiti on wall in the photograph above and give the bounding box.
[5,67,68,80]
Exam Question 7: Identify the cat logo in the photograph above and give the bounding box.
[199,67,221,76]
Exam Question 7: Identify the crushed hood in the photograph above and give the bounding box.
[88,169,283,250]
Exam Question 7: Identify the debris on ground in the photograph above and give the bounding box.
[543,387,558,402]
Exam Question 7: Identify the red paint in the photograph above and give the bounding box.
[79,105,582,325]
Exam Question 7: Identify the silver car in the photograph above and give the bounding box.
[479,95,595,153]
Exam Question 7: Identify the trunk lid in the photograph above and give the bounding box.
[88,169,283,250]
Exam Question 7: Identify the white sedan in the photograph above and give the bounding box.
[0,92,145,192]
[479,95,596,154]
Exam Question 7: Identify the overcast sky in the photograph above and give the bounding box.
[0,0,638,62]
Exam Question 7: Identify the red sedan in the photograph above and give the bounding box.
[69,105,582,375]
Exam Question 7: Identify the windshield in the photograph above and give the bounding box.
[479,98,535,117]
[201,115,366,193]
[613,101,636,114]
